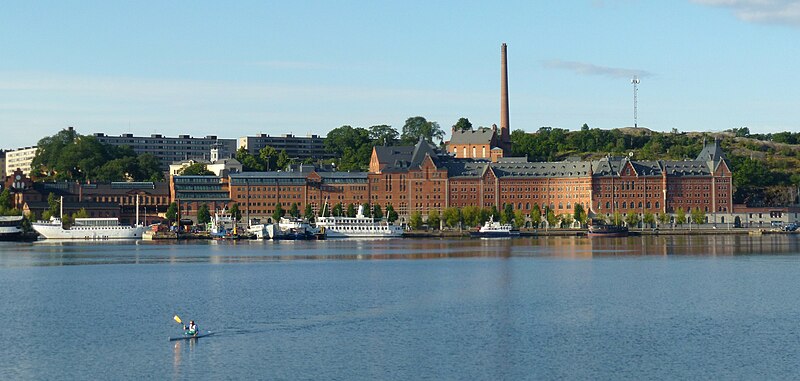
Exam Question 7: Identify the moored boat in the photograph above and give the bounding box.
[469,215,520,238]
[0,216,36,241]
[315,205,403,238]
[32,217,146,240]
[587,221,629,237]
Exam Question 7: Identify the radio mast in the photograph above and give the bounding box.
[631,75,640,128]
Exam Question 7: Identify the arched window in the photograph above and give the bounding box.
[622,202,627,209]
[655,202,660,209]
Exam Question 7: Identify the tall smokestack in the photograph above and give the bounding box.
[500,43,511,152]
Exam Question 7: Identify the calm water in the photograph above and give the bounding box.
[2,235,800,380]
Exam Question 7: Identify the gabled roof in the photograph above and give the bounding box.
[592,157,663,177]
[695,139,730,173]
[442,161,489,178]
[448,127,496,145]
[492,161,592,178]
[661,161,712,176]
[374,139,442,172]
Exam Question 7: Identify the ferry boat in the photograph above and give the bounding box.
[315,205,403,238]
[0,216,26,241]
[587,220,629,237]
[32,217,146,240]
[32,196,147,240]
[469,216,520,238]
[276,217,325,240]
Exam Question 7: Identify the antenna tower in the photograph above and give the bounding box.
[631,75,640,128]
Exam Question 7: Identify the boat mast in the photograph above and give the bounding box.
[136,194,140,226]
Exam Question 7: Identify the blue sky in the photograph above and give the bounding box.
[2,0,799,149]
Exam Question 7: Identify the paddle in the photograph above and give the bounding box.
[174,315,182,325]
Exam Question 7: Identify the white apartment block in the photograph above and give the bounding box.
[5,147,38,176]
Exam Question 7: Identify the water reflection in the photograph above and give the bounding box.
[0,235,798,267]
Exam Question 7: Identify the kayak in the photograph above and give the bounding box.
[169,331,213,341]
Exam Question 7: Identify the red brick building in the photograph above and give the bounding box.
[167,139,736,227]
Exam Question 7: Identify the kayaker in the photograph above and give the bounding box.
[184,320,198,336]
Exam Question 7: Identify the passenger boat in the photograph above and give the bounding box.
[587,221,629,237]
[32,217,147,240]
[469,216,520,238]
[275,217,325,240]
[0,216,26,241]
[315,205,403,238]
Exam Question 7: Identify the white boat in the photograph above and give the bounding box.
[0,216,25,241]
[315,205,403,238]
[32,217,146,240]
[469,215,520,238]
[31,195,145,240]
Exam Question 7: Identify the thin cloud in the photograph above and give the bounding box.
[542,60,653,79]
[692,0,800,26]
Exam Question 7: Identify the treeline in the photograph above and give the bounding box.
[510,125,707,162]
[323,116,446,171]
[31,128,163,182]
[235,146,304,172]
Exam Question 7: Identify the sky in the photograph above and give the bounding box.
[1,0,800,149]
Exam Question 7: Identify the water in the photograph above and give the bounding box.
[1,235,800,380]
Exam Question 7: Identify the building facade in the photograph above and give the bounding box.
[237,133,334,161]
[5,146,38,176]
[93,133,236,170]
[168,138,757,228]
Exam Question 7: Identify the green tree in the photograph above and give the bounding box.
[442,207,461,229]
[643,211,656,228]
[276,149,293,170]
[461,205,480,227]
[502,203,514,225]
[346,203,357,218]
[259,146,279,171]
[531,204,542,228]
[573,203,587,227]
[691,208,706,225]
[325,126,372,171]
[625,212,640,228]
[409,211,423,230]
[304,204,315,222]
[658,212,671,227]
[675,208,686,226]
[361,203,372,218]
[47,193,60,218]
[368,125,399,146]
[546,208,558,228]
[427,210,441,230]
[453,117,473,132]
[230,203,242,222]
[514,210,526,228]
[560,213,574,228]
[273,202,285,221]
[401,116,444,144]
[372,205,383,220]
[236,147,264,171]
[289,203,299,218]
[611,211,623,226]
[385,204,398,223]
[166,202,178,223]
[72,208,89,219]
[0,188,11,212]
[178,163,214,176]
[332,202,344,217]
[197,204,211,225]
